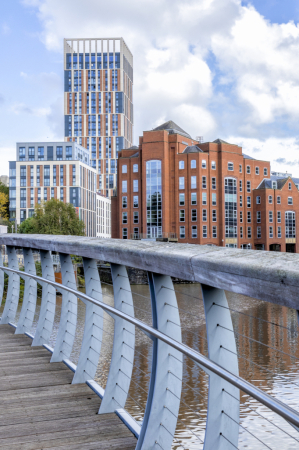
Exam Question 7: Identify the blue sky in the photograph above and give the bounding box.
[1,0,299,176]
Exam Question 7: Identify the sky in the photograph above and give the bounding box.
[1,0,299,176]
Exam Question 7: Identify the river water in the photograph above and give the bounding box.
[7,283,299,449]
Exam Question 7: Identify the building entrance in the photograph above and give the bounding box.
[269,244,281,252]
[286,244,296,253]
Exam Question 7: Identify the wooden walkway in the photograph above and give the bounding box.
[0,325,137,450]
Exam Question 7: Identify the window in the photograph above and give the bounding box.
[201,176,206,189]
[191,176,197,189]
[19,147,26,161]
[56,146,63,160]
[228,162,234,171]
[268,195,273,204]
[191,160,196,169]
[225,178,237,238]
[246,165,250,174]
[202,160,206,169]
[289,182,292,190]
[122,212,128,224]
[212,193,216,205]
[28,147,35,161]
[179,210,185,222]
[240,196,243,207]
[239,164,242,173]
[122,228,128,239]
[180,226,185,239]
[272,181,277,189]
[212,210,217,222]
[277,196,281,204]
[191,225,197,238]
[269,211,273,223]
[66,146,72,160]
[133,180,138,192]
[240,226,243,238]
[256,196,261,204]
[133,212,139,224]
[212,226,217,238]
[286,211,296,238]
[122,196,127,208]
[122,165,127,173]
[247,181,251,193]
[191,209,197,221]
[240,211,243,223]
[203,225,207,238]
[179,193,185,206]
[269,226,273,238]
[211,161,216,170]
[191,193,197,205]
[133,196,139,208]
[247,211,251,223]
[277,211,281,223]
[255,167,259,175]
[146,160,162,238]
[288,197,293,205]
[264,168,268,176]
[122,180,127,193]
[202,209,207,222]
[212,177,216,190]
[257,211,261,223]
[247,227,252,238]
[202,193,207,205]
[179,177,185,190]
[247,196,251,207]
[278,226,281,238]
[257,227,261,239]
[133,164,138,173]
[179,161,184,170]
[239,180,242,192]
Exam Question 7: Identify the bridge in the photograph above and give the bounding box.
[0,234,298,449]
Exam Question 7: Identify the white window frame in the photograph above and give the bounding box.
[122,164,127,174]
[228,162,234,171]
[179,177,185,190]
[179,161,184,170]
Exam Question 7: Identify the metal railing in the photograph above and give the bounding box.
[0,235,299,449]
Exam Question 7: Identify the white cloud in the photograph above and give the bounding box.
[1,24,11,35]
[10,103,51,117]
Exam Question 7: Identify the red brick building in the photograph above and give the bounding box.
[111,121,299,252]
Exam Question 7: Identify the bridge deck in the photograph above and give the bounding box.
[0,325,137,450]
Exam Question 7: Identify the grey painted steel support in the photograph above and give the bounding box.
[201,284,239,450]
[51,253,77,362]
[99,264,135,414]
[1,246,19,324]
[15,248,37,334]
[0,248,4,305]
[136,273,182,450]
[32,250,56,346]
[72,258,103,383]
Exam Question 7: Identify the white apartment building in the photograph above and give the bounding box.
[96,193,111,238]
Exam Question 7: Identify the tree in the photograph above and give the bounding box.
[19,199,85,236]
[0,192,8,221]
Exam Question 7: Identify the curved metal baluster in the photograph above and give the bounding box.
[136,273,182,450]
[201,284,239,450]
[99,264,135,413]
[72,258,103,383]
[32,250,56,346]
[51,253,77,362]
[1,246,20,324]
[15,248,37,334]
[0,247,4,305]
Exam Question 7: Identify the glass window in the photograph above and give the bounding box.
[289,182,292,190]
[191,193,197,205]
[202,209,207,222]
[228,162,234,171]
[277,211,281,223]
[122,196,127,208]
[201,176,206,189]
[191,209,197,221]
[122,212,128,224]
[269,226,273,238]
[264,168,268,176]
[240,226,243,238]
[285,211,296,238]
[257,211,261,223]
[180,226,185,239]
[203,225,207,238]
[133,212,139,224]
[268,195,273,204]
[212,177,216,190]
[255,166,259,175]
[202,160,206,169]
[179,193,185,206]
[122,180,127,193]
[240,195,243,207]
[19,147,26,161]
[247,226,252,238]
[256,196,261,204]
[202,193,207,205]
[212,161,216,170]
[240,211,243,223]
[122,228,128,239]
[277,196,281,204]
[257,226,261,239]
[288,197,293,205]
[179,161,184,170]
[246,165,251,174]
[278,226,281,238]
[247,196,251,207]
[269,211,273,223]
[28,147,35,161]
[179,177,185,190]
[191,225,197,238]
[239,180,242,192]
[247,211,251,223]
[122,165,127,173]
[239,164,242,173]
[133,196,139,208]
[191,160,196,169]
[191,176,197,189]
[225,178,237,238]
[146,160,162,238]
[66,146,72,160]
[247,181,251,193]
[272,181,277,189]
[56,146,63,160]
[212,193,216,206]
[212,226,217,238]
[212,210,217,222]
[133,180,138,192]
[179,210,185,222]
[133,164,138,173]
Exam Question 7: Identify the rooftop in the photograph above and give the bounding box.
[152,120,191,139]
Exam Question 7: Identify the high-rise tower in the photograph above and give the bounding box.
[64,38,133,197]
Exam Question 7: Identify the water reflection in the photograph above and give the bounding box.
[4,284,299,449]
